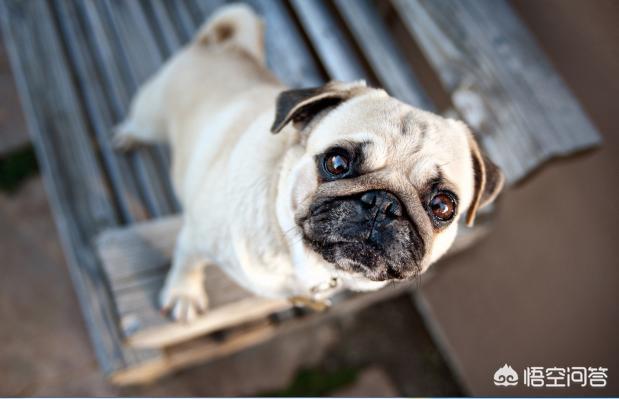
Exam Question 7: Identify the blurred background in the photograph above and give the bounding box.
[0,0,617,396]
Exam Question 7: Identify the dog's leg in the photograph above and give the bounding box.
[159,227,209,323]
[113,71,169,151]
[114,3,266,153]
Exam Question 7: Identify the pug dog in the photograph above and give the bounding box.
[114,4,504,322]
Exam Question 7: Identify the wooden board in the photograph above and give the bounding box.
[108,274,422,386]
[96,215,290,348]
[334,0,434,110]
[392,0,602,183]
[0,0,161,376]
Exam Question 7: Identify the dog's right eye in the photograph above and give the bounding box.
[320,148,352,179]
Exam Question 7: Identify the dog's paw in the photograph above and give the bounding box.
[112,121,142,152]
[159,278,209,323]
[112,133,140,152]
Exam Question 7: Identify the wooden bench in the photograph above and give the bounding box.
[0,0,600,385]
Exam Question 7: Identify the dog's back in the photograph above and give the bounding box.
[115,4,284,203]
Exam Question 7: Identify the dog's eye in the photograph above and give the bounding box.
[429,191,456,222]
[323,152,350,177]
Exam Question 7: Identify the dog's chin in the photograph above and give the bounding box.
[304,239,419,282]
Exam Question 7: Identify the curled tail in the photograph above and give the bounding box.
[195,4,266,65]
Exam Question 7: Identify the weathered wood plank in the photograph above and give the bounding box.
[79,0,176,217]
[129,297,291,348]
[392,0,602,182]
[98,0,179,215]
[289,0,370,82]
[246,0,325,87]
[52,0,147,223]
[192,0,227,19]
[105,255,428,386]
[0,0,147,375]
[95,215,289,348]
[110,320,278,385]
[141,0,185,56]
[109,263,436,386]
[334,0,434,110]
[98,215,181,281]
[109,274,423,386]
[164,0,197,42]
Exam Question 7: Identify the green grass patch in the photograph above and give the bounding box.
[259,367,360,397]
[0,145,39,194]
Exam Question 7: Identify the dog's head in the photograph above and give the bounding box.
[272,81,504,282]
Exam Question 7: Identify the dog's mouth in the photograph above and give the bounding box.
[299,193,425,281]
[304,240,418,281]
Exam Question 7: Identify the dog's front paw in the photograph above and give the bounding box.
[159,277,209,323]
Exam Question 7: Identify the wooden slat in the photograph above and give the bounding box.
[101,216,181,281]
[147,0,328,88]
[130,297,290,348]
[192,0,227,19]
[0,0,151,375]
[95,215,290,348]
[109,272,424,386]
[98,0,179,215]
[109,320,277,385]
[164,0,197,42]
[289,0,370,82]
[141,0,184,56]
[78,0,175,217]
[51,0,147,223]
[334,0,434,110]
[112,274,418,386]
[392,0,602,182]
[246,0,325,87]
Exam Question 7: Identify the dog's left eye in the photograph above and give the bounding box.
[325,154,349,175]
[428,191,457,224]
[322,149,351,178]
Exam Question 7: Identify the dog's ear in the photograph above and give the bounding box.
[465,134,505,226]
[270,81,367,134]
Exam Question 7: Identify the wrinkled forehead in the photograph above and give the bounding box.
[307,91,402,149]
[306,92,473,193]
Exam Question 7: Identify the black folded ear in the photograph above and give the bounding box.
[270,81,367,134]
[466,135,505,226]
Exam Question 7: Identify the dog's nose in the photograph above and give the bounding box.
[360,190,403,218]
